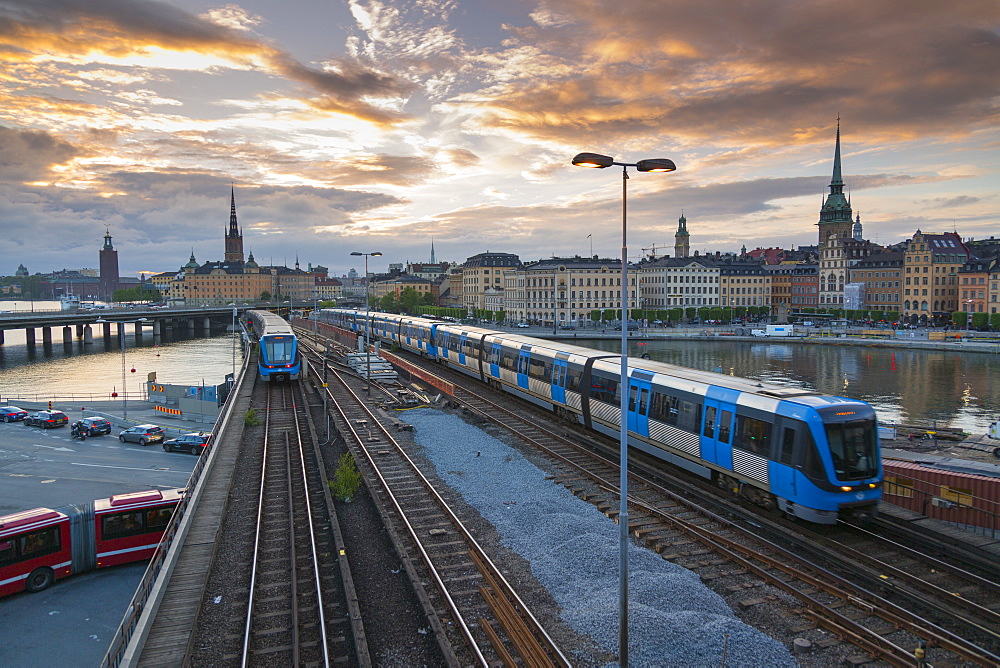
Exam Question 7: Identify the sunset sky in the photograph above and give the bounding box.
[1,0,997,280]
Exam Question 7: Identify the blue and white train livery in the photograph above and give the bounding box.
[315,309,881,524]
[246,310,300,381]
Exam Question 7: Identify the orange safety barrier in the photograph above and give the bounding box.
[154,406,182,416]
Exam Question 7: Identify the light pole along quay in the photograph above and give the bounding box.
[572,152,676,667]
[350,251,382,394]
[96,317,147,421]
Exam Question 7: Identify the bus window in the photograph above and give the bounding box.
[102,511,145,539]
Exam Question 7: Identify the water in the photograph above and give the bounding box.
[587,337,1000,434]
[0,302,239,400]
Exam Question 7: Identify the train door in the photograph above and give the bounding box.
[488,342,502,380]
[457,333,468,366]
[627,377,652,436]
[516,349,531,390]
[769,417,799,500]
[551,359,568,404]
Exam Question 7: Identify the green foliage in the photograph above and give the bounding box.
[112,286,162,303]
[244,408,261,427]
[330,452,362,501]
[260,291,271,301]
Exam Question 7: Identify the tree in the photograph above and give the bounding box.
[112,286,161,303]
[260,290,271,301]
[398,287,421,314]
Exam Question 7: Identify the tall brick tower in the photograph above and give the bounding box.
[99,227,120,301]
[225,187,245,263]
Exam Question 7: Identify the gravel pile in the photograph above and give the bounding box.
[403,408,796,667]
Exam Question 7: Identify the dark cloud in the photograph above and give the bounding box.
[0,0,413,124]
[482,0,1000,147]
[0,125,80,181]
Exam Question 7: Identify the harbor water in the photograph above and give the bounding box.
[0,301,239,402]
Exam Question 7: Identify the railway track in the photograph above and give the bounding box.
[388,351,1000,667]
[298,344,570,667]
[240,380,358,666]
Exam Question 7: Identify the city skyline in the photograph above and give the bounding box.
[0,0,997,278]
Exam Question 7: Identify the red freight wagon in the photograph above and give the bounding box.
[882,458,1000,535]
[0,488,184,597]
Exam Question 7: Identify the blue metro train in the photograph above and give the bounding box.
[315,309,882,524]
[246,310,300,381]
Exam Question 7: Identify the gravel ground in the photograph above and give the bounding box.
[400,407,796,667]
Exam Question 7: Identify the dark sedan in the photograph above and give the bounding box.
[162,432,211,455]
[79,416,113,436]
[24,410,69,428]
[0,406,29,422]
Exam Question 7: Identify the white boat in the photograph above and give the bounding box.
[60,294,81,310]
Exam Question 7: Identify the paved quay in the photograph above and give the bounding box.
[9,398,216,438]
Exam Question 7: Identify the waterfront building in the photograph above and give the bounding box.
[639,256,719,309]
[789,263,819,310]
[510,256,636,326]
[373,274,433,300]
[719,260,771,309]
[463,252,521,313]
[902,230,969,323]
[847,252,903,314]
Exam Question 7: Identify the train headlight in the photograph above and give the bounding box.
[840,486,852,492]
[869,483,877,489]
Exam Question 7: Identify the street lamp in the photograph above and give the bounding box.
[572,151,676,666]
[350,251,383,394]
[965,299,974,335]
[97,317,147,421]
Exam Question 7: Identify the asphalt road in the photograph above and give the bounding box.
[0,420,197,516]
[0,419,197,666]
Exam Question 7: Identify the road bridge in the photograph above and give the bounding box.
[0,305,251,346]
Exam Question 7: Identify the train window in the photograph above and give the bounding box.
[703,406,716,438]
[488,347,501,366]
[802,439,826,480]
[517,353,530,376]
[825,420,878,481]
[566,366,583,392]
[676,399,701,433]
[780,427,796,465]
[263,338,293,363]
[102,511,146,539]
[734,415,772,456]
[628,386,638,412]
[528,357,548,380]
[589,373,618,403]
[552,365,567,387]
[718,410,732,443]
[499,347,517,370]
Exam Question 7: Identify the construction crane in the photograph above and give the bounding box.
[641,243,671,260]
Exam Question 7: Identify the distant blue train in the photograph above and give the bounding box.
[316,308,882,524]
[246,310,300,381]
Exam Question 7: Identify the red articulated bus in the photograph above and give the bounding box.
[0,488,184,597]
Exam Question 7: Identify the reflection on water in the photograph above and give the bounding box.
[589,338,1000,433]
[0,331,239,400]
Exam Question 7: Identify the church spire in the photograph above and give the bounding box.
[817,117,854,246]
[224,186,245,263]
[430,238,436,264]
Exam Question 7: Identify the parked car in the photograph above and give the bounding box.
[78,416,112,436]
[0,406,29,422]
[24,410,69,428]
[515,323,530,328]
[118,424,165,446]
[162,432,212,455]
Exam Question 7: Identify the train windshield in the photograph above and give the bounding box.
[824,418,879,481]
[263,337,294,363]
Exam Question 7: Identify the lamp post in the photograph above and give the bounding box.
[572,152,676,666]
[350,251,383,394]
[965,299,974,335]
[98,317,147,421]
